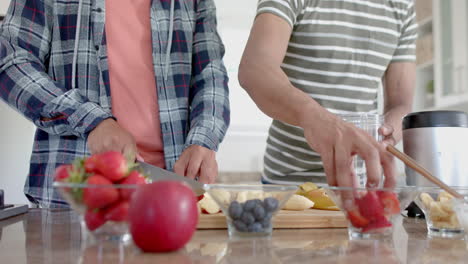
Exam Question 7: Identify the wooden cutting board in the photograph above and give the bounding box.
[197,209,347,229]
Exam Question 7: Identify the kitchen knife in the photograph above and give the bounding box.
[138,162,205,196]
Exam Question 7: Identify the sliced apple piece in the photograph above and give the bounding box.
[437,191,454,202]
[209,189,231,205]
[303,189,336,210]
[283,194,314,211]
[199,193,221,214]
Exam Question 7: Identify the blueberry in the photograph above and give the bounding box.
[263,197,279,212]
[243,199,257,212]
[233,220,248,232]
[261,218,271,229]
[241,211,255,225]
[228,201,243,220]
[261,212,273,228]
[247,222,264,233]
[253,199,263,206]
[253,205,266,220]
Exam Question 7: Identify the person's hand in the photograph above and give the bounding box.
[379,124,397,147]
[301,113,396,190]
[174,145,218,184]
[87,118,137,161]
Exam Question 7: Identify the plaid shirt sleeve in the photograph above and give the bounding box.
[185,0,230,151]
[0,0,112,139]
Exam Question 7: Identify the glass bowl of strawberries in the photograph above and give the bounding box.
[323,186,417,240]
[53,151,149,243]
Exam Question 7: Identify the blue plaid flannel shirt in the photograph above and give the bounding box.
[0,0,230,208]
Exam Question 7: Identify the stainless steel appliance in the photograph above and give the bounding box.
[402,110,468,187]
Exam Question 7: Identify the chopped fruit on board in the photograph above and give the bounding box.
[199,194,221,214]
[283,194,314,211]
[295,182,338,211]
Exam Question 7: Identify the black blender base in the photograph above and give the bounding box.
[406,201,425,218]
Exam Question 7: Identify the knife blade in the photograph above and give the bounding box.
[138,162,205,196]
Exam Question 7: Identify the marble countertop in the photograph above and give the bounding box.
[1,209,467,264]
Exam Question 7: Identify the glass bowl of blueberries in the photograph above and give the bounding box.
[204,184,297,238]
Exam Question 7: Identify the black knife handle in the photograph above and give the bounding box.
[0,189,4,207]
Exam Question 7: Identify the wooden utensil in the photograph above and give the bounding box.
[386,145,464,199]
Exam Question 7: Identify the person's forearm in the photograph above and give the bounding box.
[383,62,416,142]
[238,58,330,128]
[186,0,230,152]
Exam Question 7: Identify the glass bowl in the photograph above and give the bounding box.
[204,184,297,238]
[454,198,468,242]
[415,187,468,238]
[53,181,141,243]
[323,186,417,240]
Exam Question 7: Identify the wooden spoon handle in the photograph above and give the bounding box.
[386,145,463,199]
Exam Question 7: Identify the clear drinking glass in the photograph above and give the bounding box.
[339,114,384,187]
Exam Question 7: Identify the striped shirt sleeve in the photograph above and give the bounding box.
[392,1,418,62]
[256,0,304,28]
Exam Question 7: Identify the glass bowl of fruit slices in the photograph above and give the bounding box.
[203,184,297,238]
[323,186,417,240]
[454,197,468,243]
[52,151,149,243]
[414,187,468,238]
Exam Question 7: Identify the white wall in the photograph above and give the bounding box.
[0,1,9,15]
[0,2,32,205]
[215,0,272,172]
[0,102,34,205]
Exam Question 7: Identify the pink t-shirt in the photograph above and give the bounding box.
[106,0,165,168]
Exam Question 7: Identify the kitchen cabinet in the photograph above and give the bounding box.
[414,0,468,111]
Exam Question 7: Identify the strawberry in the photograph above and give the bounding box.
[84,155,100,173]
[84,209,106,231]
[347,209,370,228]
[104,201,130,222]
[377,191,401,215]
[356,191,385,221]
[83,175,119,209]
[54,164,73,182]
[95,151,128,182]
[362,215,392,233]
[119,171,147,200]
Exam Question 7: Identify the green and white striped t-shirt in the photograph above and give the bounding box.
[258,0,417,184]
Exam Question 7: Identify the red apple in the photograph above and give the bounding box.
[128,181,199,252]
